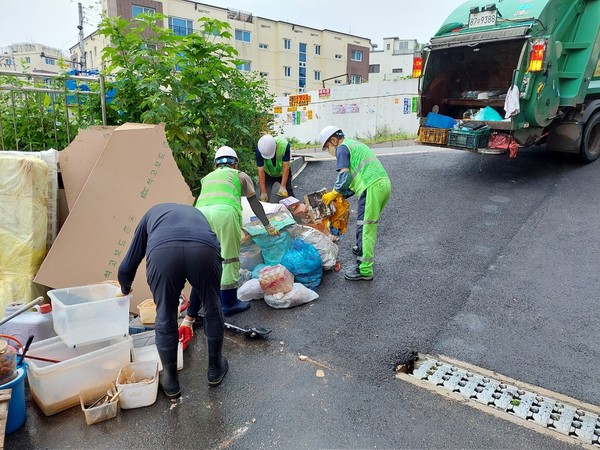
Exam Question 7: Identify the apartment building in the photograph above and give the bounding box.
[369,37,421,82]
[0,43,68,74]
[71,0,371,96]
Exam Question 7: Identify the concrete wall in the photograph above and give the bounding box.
[273,79,420,143]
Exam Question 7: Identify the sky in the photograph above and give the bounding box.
[0,0,467,53]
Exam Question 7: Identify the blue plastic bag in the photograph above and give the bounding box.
[281,238,323,289]
[252,230,293,266]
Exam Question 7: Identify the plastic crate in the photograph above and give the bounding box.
[27,335,132,416]
[49,284,130,348]
[419,127,450,145]
[448,127,491,149]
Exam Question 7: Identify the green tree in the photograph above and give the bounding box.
[98,13,273,194]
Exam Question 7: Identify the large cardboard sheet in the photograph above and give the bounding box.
[35,123,194,311]
[59,126,116,210]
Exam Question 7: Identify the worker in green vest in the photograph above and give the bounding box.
[256,134,295,202]
[318,126,391,281]
[194,146,280,316]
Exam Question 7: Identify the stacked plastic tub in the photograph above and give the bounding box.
[26,283,133,416]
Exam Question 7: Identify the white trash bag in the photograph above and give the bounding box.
[263,283,319,309]
[289,225,339,270]
[237,279,264,301]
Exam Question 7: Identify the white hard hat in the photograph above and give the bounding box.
[318,125,342,149]
[215,145,238,163]
[257,135,276,159]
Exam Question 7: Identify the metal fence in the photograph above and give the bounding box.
[0,69,107,151]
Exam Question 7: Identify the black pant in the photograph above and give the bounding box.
[264,170,295,202]
[146,241,223,350]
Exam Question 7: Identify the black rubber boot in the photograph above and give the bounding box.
[157,348,181,399]
[207,336,229,386]
[220,288,250,317]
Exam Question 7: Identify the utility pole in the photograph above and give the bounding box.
[78,2,86,72]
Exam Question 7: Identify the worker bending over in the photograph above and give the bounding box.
[194,146,279,316]
[118,203,227,399]
[256,134,295,202]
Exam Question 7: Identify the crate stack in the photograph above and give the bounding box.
[25,284,134,417]
[418,112,457,145]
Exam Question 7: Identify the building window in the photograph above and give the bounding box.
[283,38,291,50]
[23,56,31,64]
[45,57,56,65]
[235,29,251,43]
[169,17,193,36]
[4,57,14,67]
[351,50,362,61]
[334,79,342,84]
[132,5,155,17]
[386,44,391,50]
[314,70,321,81]
[259,43,268,49]
[350,74,362,84]
[284,66,291,77]
[204,25,219,36]
[298,43,307,91]
[392,68,403,73]
[369,64,380,73]
[314,45,321,55]
[237,61,251,72]
[335,54,343,59]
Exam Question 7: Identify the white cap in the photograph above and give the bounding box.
[257,135,277,159]
[318,125,342,149]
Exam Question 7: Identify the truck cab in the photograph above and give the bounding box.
[419,0,600,161]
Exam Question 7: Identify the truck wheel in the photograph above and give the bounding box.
[580,112,600,163]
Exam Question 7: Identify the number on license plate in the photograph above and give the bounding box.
[468,10,497,29]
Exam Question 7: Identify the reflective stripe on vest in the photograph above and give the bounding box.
[264,137,287,177]
[195,167,242,212]
[344,138,388,197]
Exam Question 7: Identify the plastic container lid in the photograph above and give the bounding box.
[39,304,52,314]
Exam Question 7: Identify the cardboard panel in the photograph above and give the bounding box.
[35,123,195,311]
[59,126,116,210]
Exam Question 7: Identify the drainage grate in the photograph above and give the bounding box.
[398,355,600,447]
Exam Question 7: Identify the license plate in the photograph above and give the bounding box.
[468,10,497,29]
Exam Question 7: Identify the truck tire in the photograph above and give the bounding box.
[580,112,600,163]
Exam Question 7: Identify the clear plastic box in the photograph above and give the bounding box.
[79,382,119,425]
[26,335,132,416]
[48,283,130,348]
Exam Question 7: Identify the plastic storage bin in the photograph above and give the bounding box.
[418,127,450,145]
[448,127,491,149]
[116,361,159,409]
[79,382,119,425]
[48,283,130,348]
[131,330,183,371]
[137,299,156,325]
[26,335,132,416]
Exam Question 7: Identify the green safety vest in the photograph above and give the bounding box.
[195,167,242,213]
[344,138,389,197]
[263,137,287,177]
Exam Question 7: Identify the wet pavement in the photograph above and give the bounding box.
[7,143,598,449]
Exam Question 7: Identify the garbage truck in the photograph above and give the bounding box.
[418,0,600,161]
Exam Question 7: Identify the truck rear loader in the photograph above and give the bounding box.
[418,0,600,161]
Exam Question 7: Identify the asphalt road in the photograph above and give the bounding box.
[8,144,599,449]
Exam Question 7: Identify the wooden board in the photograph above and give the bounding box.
[0,388,12,449]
